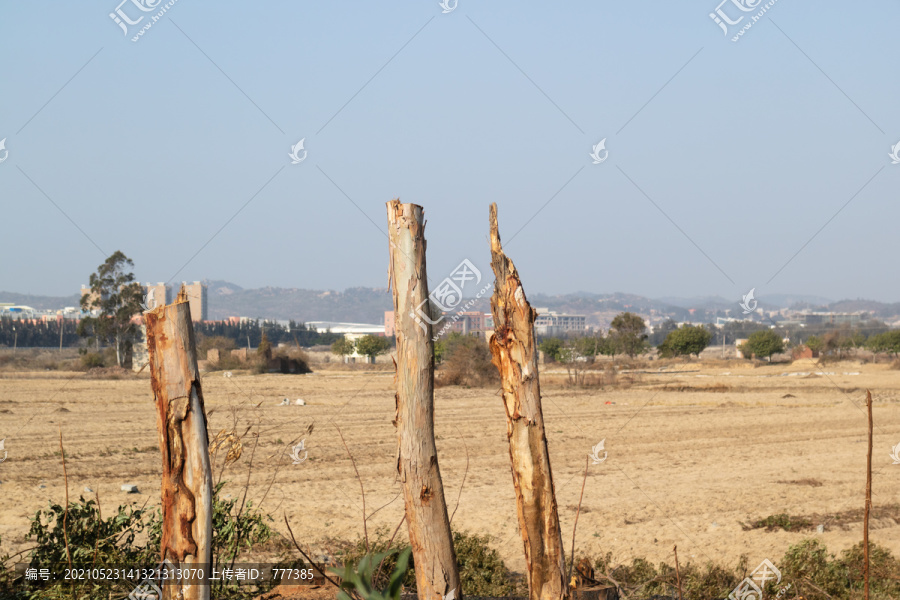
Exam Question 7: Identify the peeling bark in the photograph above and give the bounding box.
[488,203,568,600]
[387,199,461,600]
[145,288,213,600]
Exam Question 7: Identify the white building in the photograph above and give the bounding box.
[534,308,586,336]
[306,321,386,336]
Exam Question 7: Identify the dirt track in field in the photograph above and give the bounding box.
[2,358,900,575]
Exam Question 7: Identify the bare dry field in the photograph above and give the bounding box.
[1,358,899,576]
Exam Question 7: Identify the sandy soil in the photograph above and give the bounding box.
[1,358,899,579]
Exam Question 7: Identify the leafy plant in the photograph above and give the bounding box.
[14,483,273,600]
[26,497,155,569]
[144,481,274,582]
[336,528,518,597]
[453,530,519,596]
[209,482,273,565]
[19,497,156,599]
[331,547,412,600]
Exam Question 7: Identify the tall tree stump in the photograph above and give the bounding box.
[145,289,213,600]
[488,203,567,600]
[387,199,461,600]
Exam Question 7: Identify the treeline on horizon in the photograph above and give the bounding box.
[2,313,898,353]
[0,317,342,349]
[535,315,900,362]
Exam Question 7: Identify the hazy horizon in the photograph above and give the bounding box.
[2,2,898,302]
[0,275,883,310]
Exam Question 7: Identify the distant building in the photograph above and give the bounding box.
[795,312,866,327]
[383,311,493,338]
[0,304,36,319]
[307,321,386,336]
[792,345,819,360]
[81,282,176,315]
[133,325,149,372]
[438,311,492,337]
[384,310,395,337]
[180,281,208,322]
[145,282,170,310]
[80,284,100,310]
[534,308,586,336]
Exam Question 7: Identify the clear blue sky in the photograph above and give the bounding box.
[1,1,898,302]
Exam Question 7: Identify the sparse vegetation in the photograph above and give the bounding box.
[435,333,497,387]
[572,540,900,600]
[744,512,814,532]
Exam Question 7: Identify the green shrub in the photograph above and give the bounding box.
[335,528,417,592]
[11,483,273,599]
[453,531,519,596]
[331,547,411,600]
[336,528,517,596]
[780,539,847,599]
[20,497,157,599]
[840,541,900,598]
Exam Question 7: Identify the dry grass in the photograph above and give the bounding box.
[1,358,899,577]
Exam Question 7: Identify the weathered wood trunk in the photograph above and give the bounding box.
[487,203,568,600]
[145,289,213,600]
[387,199,462,600]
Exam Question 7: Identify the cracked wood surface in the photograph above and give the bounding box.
[146,290,213,600]
[488,203,568,600]
[387,199,461,600]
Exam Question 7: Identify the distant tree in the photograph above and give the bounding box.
[609,312,648,358]
[257,331,273,360]
[657,325,712,358]
[556,335,608,386]
[194,320,340,348]
[331,337,356,360]
[740,329,784,361]
[806,335,824,354]
[594,334,617,356]
[573,335,606,358]
[868,330,900,357]
[434,336,448,364]
[848,331,867,348]
[823,331,853,360]
[355,335,391,362]
[77,251,143,367]
[723,320,770,342]
[539,337,564,362]
[649,319,678,346]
